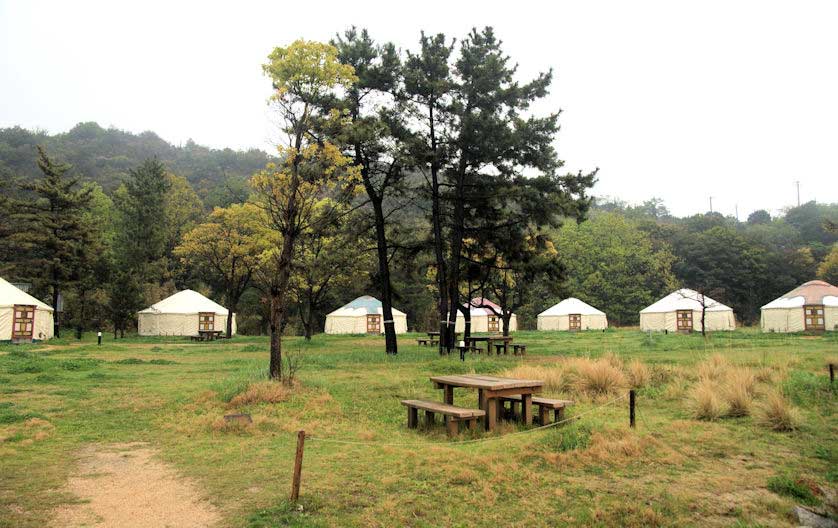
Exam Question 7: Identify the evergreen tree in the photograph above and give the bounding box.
[11,146,94,337]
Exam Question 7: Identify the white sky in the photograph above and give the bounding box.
[1,0,836,217]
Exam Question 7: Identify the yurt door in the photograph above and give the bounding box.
[199,312,215,332]
[569,314,582,331]
[488,316,500,333]
[12,305,35,341]
[366,314,381,334]
[676,310,693,333]
[803,305,825,331]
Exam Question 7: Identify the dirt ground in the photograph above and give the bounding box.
[51,443,220,528]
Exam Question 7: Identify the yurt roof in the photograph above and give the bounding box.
[465,297,510,316]
[0,277,54,311]
[640,289,733,314]
[138,290,228,315]
[538,297,605,317]
[327,296,406,317]
[761,280,838,309]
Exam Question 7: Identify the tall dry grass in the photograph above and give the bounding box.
[689,379,725,420]
[758,392,801,431]
[503,364,566,393]
[697,354,729,382]
[228,381,291,407]
[723,383,752,417]
[626,360,651,388]
[573,359,626,398]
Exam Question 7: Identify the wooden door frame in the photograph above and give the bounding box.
[366,314,381,334]
[487,315,500,333]
[199,312,215,332]
[12,304,35,340]
[803,304,825,332]
[676,310,693,333]
[569,314,582,331]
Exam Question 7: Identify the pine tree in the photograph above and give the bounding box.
[12,146,94,337]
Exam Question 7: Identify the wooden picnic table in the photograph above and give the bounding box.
[465,335,513,355]
[197,330,223,341]
[427,331,460,338]
[430,374,543,431]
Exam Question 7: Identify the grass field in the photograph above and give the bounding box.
[1,329,836,527]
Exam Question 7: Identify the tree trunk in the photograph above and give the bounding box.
[502,311,512,337]
[226,299,235,339]
[462,307,472,340]
[428,104,450,356]
[52,283,60,338]
[372,200,398,355]
[269,291,282,379]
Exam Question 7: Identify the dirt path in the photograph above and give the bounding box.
[52,443,221,528]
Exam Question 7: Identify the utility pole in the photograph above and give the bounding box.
[709,196,713,213]
[735,203,739,221]
[795,181,800,207]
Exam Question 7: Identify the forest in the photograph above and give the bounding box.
[1,28,836,362]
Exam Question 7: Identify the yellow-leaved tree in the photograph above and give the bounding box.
[252,40,360,380]
[174,203,268,338]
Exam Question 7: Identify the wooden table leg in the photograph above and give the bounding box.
[446,418,458,437]
[521,394,533,426]
[444,385,454,405]
[425,411,435,427]
[486,397,497,431]
[408,407,418,428]
[539,405,549,425]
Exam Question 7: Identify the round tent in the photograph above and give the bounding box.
[138,290,235,336]
[761,280,838,333]
[640,289,735,332]
[454,297,517,333]
[324,295,408,335]
[0,277,54,342]
[537,297,607,331]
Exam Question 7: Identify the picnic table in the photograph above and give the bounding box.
[430,374,543,431]
[426,331,460,339]
[465,335,513,355]
[197,330,223,341]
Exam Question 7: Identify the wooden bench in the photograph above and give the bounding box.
[499,395,573,425]
[494,343,507,355]
[401,399,486,436]
[512,344,527,356]
[417,338,429,346]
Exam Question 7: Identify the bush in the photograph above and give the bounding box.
[690,380,725,420]
[210,367,268,403]
[766,475,819,506]
[228,381,290,407]
[542,422,591,452]
[758,392,801,431]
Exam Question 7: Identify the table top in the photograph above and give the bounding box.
[430,374,543,390]
[465,335,513,342]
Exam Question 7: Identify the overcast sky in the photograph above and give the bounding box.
[1,0,836,217]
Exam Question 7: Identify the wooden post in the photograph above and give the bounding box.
[830,363,835,384]
[629,390,636,428]
[290,430,305,502]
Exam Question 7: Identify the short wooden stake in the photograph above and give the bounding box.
[830,364,835,384]
[290,430,305,502]
[629,389,636,428]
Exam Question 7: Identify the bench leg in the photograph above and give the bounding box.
[539,405,550,425]
[486,398,497,431]
[408,407,418,428]
[444,385,454,405]
[446,418,458,437]
[425,411,435,427]
[554,408,564,423]
[521,394,533,426]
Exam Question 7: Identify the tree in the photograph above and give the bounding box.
[10,146,94,337]
[554,213,678,326]
[174,203,267,338]
[252,40,360,380]
[331,27,407,355]
[817,244,838,284]
[747,209,771,225]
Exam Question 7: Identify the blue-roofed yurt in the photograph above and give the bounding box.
[324,295,408,334]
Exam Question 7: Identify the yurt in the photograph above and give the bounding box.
[640,289,735,332]
[137,290,235,336]
[0,277,54,342]
[760,280,838,333]
[454,297,517,333]
[324,295,408,334]
[537,298,608,331]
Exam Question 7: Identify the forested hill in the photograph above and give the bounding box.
[0,122,272,206]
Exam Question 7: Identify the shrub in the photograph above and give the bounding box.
[766,475,819,506]
[542,422,591,452]
[626,360,651,389]
[689,380,725,420]
[574,359,626,397]
[758,392,801,431]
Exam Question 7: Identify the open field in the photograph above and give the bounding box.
[1,329,836,527]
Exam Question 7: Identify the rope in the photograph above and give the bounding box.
[305,393,628,448]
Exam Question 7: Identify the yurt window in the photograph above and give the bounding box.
[569,314,581,331]
[804,305,825,331]
[366,314,380,334]
[488,315,499,332]
[199,312,215,332]
[676,310,693,333]
[12,305,35,340]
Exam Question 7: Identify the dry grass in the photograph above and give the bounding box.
[728,368,757,396]
[503,364,566,393]
[690,380,725,420]
[697,354,729,381]
[723,383,752,417]
[573,359,626,397]
[227,381,291,407]
[626,360,651,388]
[758,392,801,431]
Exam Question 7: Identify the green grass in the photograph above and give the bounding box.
[0,328,835,527]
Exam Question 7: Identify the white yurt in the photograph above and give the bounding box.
[137,290,235,336]
[324,295,408,334]
[761,280,838,333]
[454,297,517,333]
[537,297,608,331]
[640,289,735,332]
[0,277,54,342]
